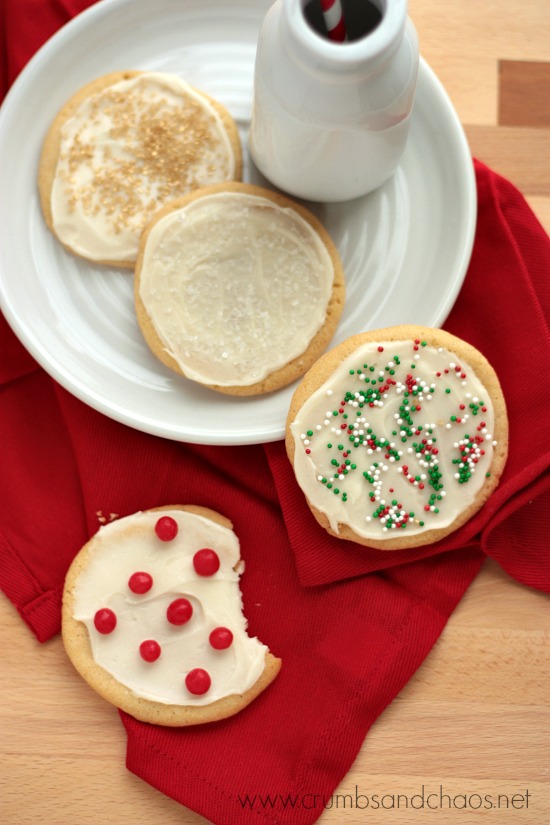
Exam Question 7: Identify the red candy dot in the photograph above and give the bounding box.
[140,640,161,662]
[193,548,220,577]
[209,627,234,650]
[94,608,117,634]
[155,515,178,542]
[128,571,153,594]
[185,668,211,695]
[167,597,193,625]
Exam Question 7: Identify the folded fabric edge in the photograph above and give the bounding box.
[0,533,62,642]
[481,468,550,593]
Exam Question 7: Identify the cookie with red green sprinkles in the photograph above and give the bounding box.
[285,326,508,551]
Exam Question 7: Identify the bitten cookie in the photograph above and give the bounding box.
[62,505,281,726]
[285,326,508,550]
[134,182,346,395]
[38,71,242,267]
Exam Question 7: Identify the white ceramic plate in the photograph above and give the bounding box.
[0,0,476,445]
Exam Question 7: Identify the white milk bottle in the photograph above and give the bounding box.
[249,0,419,202]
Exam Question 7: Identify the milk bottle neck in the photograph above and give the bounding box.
[279,0,408,79]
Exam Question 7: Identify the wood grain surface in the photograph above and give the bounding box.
[1,1,549,824]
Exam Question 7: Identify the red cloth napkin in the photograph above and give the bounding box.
[1,3,550,825]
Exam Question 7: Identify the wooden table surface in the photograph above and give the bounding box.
[1,1,549,823]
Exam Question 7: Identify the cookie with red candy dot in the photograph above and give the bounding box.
[94,608,117,634]
[62,505,281,727]
[155,515,178,542]
[166,597,193,626]
[193,547,220,576]
[128,571,153,594]
[209,627,234,650]
[185,668,211,696]
[140,640,161,662]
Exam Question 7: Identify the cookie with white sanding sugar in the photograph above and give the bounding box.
[134,182,346,396]
[62,505,281,726]
[286,326,508,551]
[38,70,242,267]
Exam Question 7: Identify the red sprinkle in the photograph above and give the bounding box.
[128,571,153,594]
[185,668,211,696]
[155,515,178,542]
[167,597,193,626]
[94,608,117,635]
[140,640,161,662]
[193,548,220,577]
[209,627,234,650]
[377,346,384,352]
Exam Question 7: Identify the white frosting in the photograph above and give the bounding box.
[290,339,498,539]
[72,510,268,705]
[138,191,335,386]
[50,73,236,262]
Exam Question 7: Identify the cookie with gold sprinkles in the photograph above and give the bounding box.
[285,326,508,550]
[134,182,346,396]
[62,505,281,726]
[38,71,242,267]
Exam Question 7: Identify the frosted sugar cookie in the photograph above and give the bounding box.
[134,182,345,395]
[286,326,508,550]
[38,71,242,267]
[62,506,281,726]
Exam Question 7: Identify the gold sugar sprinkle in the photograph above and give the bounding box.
[59,81,230,233]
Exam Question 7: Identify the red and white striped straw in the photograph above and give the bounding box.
[319,0,347,43]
